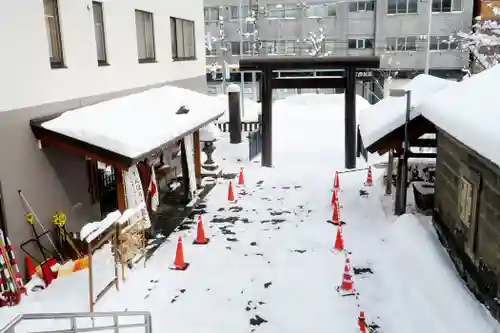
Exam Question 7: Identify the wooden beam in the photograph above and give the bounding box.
[180,139,191,202]
[115,168,126,213]
[408,152,437,159]
[271,77,346,89]
[39,135,127,170]
[409,138,437,147]
[192,131,202,189]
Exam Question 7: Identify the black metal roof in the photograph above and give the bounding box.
[239,56,380,71]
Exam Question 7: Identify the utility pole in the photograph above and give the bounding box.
[423,0,433,75]
[239,0,246,118]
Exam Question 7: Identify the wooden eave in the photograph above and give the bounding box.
[364,115,436,155]
[239,56,380,71]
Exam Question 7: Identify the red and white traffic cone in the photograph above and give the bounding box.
[337,257,355,296]
[365,166,373,187]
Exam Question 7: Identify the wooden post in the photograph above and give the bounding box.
[87,242,93,312]
[115,168,126,213]
[193,131,202,189]
[386,150,394,195]
[180,139,191,202]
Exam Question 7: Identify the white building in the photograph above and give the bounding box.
[0,0,208,272]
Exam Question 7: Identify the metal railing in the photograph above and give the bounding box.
[0,311,152,333]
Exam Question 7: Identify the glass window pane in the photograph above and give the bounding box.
[367,1,375,10]
[358,2,367,11]
[430,36,439,50]
[452,0,462,11]
[386,37,397,51]
[349,2,358,12]
[432,0,442,12]
[175,19,184,57]
[397,37,406,50]
[442,0,452,11]
[388,0,397,13]
[145,13,155,58]
[365,39,374,48]
[327,4,337,16]
[406,36,417,50]
[230,6,239,19]
[285,4,299,18]
[231,41,240,55]
[135,11,147,59]
[170,17,177,57]
[183,20,195,58]
[348,39,357,49]
[438,36,449,50]
[397,0,407,13]
[408,0,418,12]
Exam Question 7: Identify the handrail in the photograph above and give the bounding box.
[0,311,152,333]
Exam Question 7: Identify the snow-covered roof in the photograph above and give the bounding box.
[42,86,224,160]
[416,64,500,166]
[359,75,457,148]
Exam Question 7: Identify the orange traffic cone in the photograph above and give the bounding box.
[331,188,338,206]
[333,226,344,252]
[170,236,189,270]
[365,166,373,187]
[193,216,209,245]
[228,181,235,202]
[333,171,340,190]
[337,257,355,295]
[25,256,36,281]
[358,311,367,333]
[328,202,340,225]
[238,168,245,185]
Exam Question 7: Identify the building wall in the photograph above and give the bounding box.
[0,0,207,274]
[434,129,500,319]
[204,0,472,72]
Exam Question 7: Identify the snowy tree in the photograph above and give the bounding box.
[451,4,500,75]
[305,27,328,56]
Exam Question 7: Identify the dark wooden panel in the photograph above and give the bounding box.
[271,77,346,90]
[239,56,380,71]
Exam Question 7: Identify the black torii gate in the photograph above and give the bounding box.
[239,56,380,169]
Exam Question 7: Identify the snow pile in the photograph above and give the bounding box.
[358,74,456,149]
[81,210,121,242]
[199,122,221,142]
[417,64,500,167]
[372,214,499,332]
[215,94,261,122]
[42,86,224,159]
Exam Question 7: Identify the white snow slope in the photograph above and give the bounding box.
[1,94,498,333]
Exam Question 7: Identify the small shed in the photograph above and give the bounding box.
[416,64,500,320]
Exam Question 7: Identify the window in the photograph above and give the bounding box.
[231,41,241,55]
[204,7,220,21]
[348,38,374,49]
[386,36,417,51]
[430,36,458,50]
[433,0,462,12]
[349,1,375,12]
[230,5,249,20]
[43,0,64,68]
[206,42,219,57]
[170,17,196,60]
[305,4,325,17]
[387,0,418,14]
[135,10,155,63]
[92,2,107,65]
[458,177,473,227]
[323,40,335,54]
[267,4,298,18]
[327,4,337,16]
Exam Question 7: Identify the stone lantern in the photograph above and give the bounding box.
[199,122,221,176]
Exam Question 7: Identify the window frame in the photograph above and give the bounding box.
[135,10,156,63]
[43,0,65,69]
[230,5,249,20]
[387,0,418,14]
[170,17,197,61]
[349,1,375,12]
[458,163,481,260]
[204,7,220,21]
[348,38,374,49]
[386,36,418,51]
[92,1,108,66]
[429,36,458,51]
[432,0,462,12]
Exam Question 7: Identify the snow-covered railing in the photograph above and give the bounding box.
[0,311,152,333]
[216,121,260,133]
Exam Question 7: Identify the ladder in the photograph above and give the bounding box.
[0,311,152,333]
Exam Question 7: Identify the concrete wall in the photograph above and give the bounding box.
[0,0,207,274]
[204,0,473,71]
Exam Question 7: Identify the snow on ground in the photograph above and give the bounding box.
[2,94,499,333]
[216,94,261,122]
